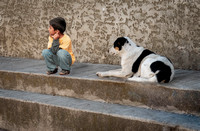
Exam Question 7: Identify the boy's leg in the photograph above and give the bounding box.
[56,49,72,71]
[42,49,58,72]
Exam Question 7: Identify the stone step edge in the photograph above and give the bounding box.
[0,89,200,131]
[0,70,200,116]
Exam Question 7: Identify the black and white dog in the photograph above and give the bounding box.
[96,37,174,83]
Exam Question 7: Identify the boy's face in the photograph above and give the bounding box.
[48,25,57,37]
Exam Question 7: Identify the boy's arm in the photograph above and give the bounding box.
[50,33,60,54]
[50,39,60,55]
[48,33,60,49]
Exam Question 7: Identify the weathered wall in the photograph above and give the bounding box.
[0,0,199,70]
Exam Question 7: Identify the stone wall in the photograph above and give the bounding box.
[0,0,199,70]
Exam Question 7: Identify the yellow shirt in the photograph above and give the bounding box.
[47,34,75,64]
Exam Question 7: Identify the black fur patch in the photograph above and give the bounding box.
[132,49,154,73]
[114,37,128,51]
[150,61,172,83]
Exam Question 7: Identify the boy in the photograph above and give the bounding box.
[42,17,75,75]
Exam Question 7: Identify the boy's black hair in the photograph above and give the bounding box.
[49,17,66,34]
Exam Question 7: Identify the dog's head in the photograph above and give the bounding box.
[113,37,128,51]
[109,37,133,55]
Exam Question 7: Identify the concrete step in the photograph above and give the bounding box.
[0,57,200,115]
[0,89,200,131]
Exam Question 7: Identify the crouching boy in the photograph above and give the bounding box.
[42,17,75,75]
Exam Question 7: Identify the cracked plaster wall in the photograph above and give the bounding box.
[0,0,199,70]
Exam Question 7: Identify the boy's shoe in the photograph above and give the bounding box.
[46,68,58,75]
[59,69,70,75]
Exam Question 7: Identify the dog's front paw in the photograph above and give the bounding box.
[96,72,105,77]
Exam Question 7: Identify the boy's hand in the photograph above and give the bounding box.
[52,32,60,40]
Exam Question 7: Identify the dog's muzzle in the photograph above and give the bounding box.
[109,47,118,55]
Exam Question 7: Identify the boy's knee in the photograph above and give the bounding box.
[57,50,70,58]
[42,49,51,56]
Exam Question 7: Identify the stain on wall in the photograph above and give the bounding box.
[0,0,199,70]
